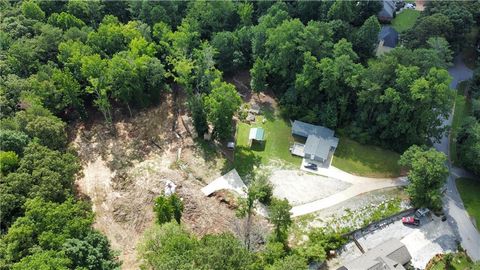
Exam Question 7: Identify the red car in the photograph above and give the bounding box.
[402,216,420,226]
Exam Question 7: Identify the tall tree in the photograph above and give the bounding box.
[353,15,381,61]
[268,198,292,244]
[204,79,241,140]
[399,145,448,210]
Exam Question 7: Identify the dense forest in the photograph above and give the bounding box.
[1,0,479,269]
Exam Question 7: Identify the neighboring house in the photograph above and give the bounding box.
[378,0,396,22]
[290,120,339,166]
[338,238,412,270]
[376,26,399,56]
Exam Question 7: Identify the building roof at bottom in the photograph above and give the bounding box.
[340,238,411,270]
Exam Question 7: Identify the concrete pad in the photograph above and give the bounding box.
[270,170,351,206]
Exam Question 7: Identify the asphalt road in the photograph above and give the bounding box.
[433,55,480,261]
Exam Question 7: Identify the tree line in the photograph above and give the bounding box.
[1,0,479,268]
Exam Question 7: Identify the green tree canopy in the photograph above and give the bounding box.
[204,79,242,140]
[399,145,448,209]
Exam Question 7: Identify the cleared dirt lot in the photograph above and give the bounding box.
[269,170,351,206]
[72,93,264,269]
[328,215,457,269]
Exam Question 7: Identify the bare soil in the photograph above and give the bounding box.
[72,92,266,269]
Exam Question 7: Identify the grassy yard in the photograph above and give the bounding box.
[332,137,402,178]
[450,84,472,165]
[234,112,301,176]
[391,9,421,33]
[456,177,480,230]
[428,252,479,270]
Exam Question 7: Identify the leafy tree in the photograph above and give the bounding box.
[47,12,86,30]
[62,231,120,270]
[456,118,480,175]
[11,250,71,270]
[265,254,307,270]
[66,0,104,26]
[355,51,454,151]
[0,151,19,174]
[30,67,84,115]
[404,14,454,48]
[268,198,292,244]
[204,79,242,140]
[301,21,334,60]
[0,173,33,230]
[327,0,354,23]
[353,15,381,61]
[192,42,221,94]
[21,1,45,21]
[195,233,253,270]
[184,0,239,39]
[128,1,187,27]
[352,0,383,26]
[188,94,208,136]
[399,145,448,210]
[0,129,30,155]
[250,58,268,94]
[426,37,453,67]
[298,228,346,264]
[211,31,242,74]
[1,198,93,264]
[6,38,40,77]
[0,74,31,118]
[138,222,197,270]
[16,107,67,150]
[87,16,142,56]
[237,2,253,27]
[153,194,184,224]
[264,19,305,91]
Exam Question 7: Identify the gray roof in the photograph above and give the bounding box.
[378,0,395,19]
[379,26,399,48]
[292,120,338,161]
[292,120,334,139]
[304,134,339,161]
[340,239,411,270]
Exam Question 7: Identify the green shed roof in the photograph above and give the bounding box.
[249,127,265,141]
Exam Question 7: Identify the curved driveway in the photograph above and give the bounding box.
[434,55,480,261]
[290,166,408,217]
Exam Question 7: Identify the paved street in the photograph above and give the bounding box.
[433,54,480,262]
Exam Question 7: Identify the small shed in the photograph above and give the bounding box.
[249,127,265,147]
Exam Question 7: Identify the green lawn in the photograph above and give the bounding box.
[428,252,479,270]
[234,106,402,178]
[332,137,402,178]
[450,84,472,165]
[234,113,301,176]
[391,9,421,33]
[456,177,480,230]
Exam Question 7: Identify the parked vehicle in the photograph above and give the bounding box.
[402,216,420,226]
[304,163,318,170]
[415,208,430,218]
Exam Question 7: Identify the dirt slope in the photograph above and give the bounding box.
[72,94,250,269]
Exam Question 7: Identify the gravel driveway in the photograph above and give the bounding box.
[269,170,351,206]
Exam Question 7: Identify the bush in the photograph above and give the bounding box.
[153,194,184,224]
[0,151,19,174]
